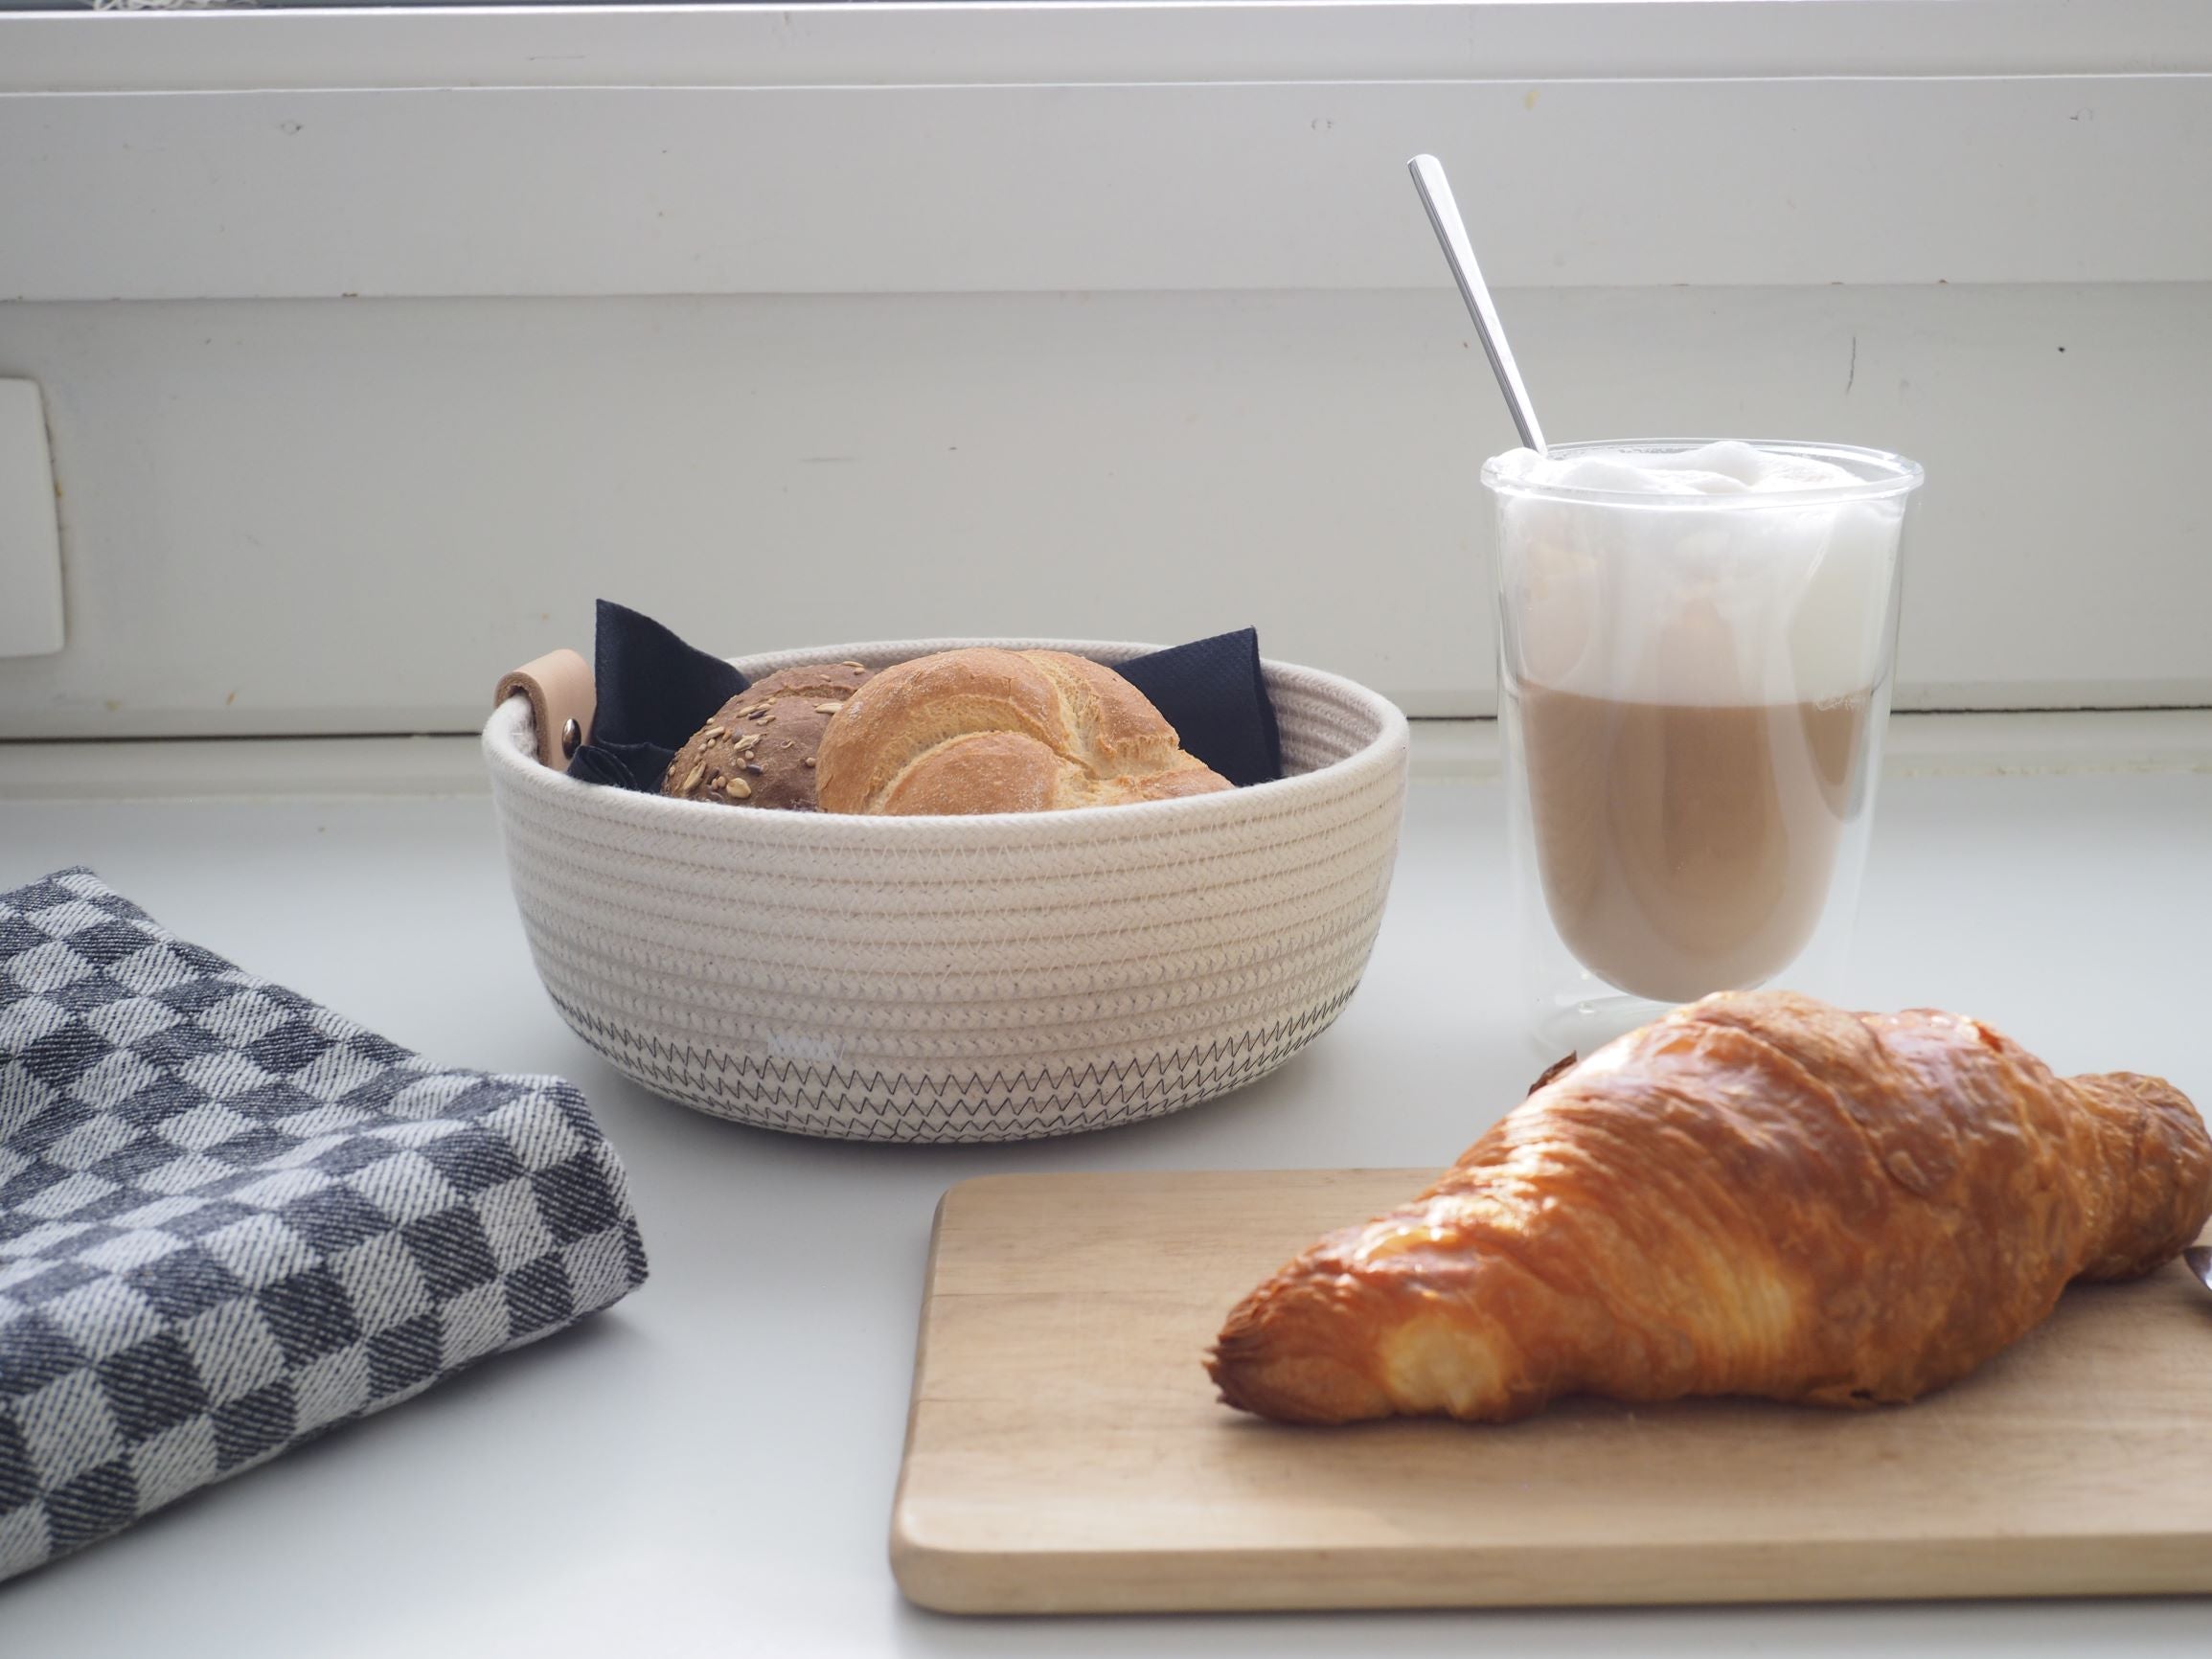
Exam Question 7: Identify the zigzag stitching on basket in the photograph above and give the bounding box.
[559,990,1348,1102]
[559,1014,1344,1119]
[529,932,1384,1043]
[587,1029,1319,1140]
[550,988,1355,1135]
[575,1036,1311,1116]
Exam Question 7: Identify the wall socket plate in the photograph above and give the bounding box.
[0,379,64,658]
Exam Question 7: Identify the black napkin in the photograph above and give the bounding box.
[1115,627,1283,790]
[568,602,1283,792]
[566,601,750,791]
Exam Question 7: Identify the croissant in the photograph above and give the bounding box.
[814,648,1231,815]
[1208,991,2212,1424]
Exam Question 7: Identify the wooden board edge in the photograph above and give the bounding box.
[885,1179,960,1602]
[884,1533,2212,1617]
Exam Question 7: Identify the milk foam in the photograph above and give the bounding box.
[1486,442,1907,706]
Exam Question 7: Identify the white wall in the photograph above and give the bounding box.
[0,280,2204,739]
[3,3,2204,739]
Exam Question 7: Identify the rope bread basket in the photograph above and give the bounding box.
[484,638,1409,1142]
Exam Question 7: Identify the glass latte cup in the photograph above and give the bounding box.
[1482,439,1926,1054]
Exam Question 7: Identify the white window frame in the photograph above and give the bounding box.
[4,1,2210,304]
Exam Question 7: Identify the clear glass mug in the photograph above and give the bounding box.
[1481,440,1926,1054]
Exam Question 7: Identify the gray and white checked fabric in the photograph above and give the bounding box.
[0,868,648,1582]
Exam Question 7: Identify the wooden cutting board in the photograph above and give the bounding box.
[890,1169,2212,1614]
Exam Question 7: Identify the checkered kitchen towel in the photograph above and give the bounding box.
[0,869,648,1581]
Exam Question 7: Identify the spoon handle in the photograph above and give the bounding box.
[1407,154,1547,455]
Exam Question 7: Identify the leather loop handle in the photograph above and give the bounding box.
[495,648,597,769]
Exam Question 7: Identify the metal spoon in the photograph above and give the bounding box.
[2186,1245,2212,1292]
[1406,153,1547,455]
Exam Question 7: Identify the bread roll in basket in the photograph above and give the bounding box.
[483,638,1409,1142]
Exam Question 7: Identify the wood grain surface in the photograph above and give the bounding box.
[890,1169,2212,1615]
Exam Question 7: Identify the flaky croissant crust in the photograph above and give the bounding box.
[1209,991,2212,1425]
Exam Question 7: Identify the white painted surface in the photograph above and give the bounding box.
[0,380,62,658]
[11,2,2212,94]
[0,740,2207,1651]
[5,713,2209,805]
[0,283,2205,738]
[7,1,2210,303]
[0,2,2201,736]
[4,76,2208,303]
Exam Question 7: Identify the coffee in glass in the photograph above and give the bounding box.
[1483,439,1924,1051]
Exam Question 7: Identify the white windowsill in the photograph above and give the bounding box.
[0,715,2206,1650]
[2,708,2206,803]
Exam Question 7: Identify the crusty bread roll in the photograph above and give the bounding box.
[813,648,1233,815]
[663,661,872,811]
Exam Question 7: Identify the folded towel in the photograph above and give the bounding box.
[0,869,648,1582]
[569,600,1286,793]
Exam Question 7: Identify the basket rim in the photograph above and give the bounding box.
[483,637,1408,850]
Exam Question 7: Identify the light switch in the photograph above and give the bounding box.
[0,379,64,657]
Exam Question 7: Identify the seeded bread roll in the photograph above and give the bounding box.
[743,662,873,704]
[813,648,1232,816]
[663,661,872,810]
